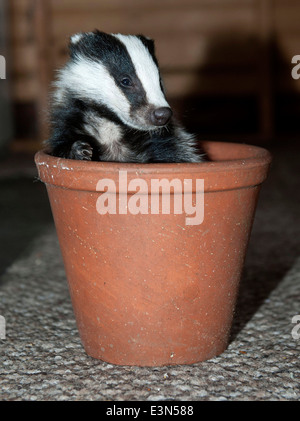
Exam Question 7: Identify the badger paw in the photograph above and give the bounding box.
[70,141,93,160]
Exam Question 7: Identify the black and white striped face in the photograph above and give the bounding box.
[56,31,172,131]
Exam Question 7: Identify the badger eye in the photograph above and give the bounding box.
[120,77,132,87]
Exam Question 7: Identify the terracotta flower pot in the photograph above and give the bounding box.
[35,141,271,366]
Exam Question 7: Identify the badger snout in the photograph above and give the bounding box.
[150,107,172,126]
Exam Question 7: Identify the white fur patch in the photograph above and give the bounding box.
[83,112,132,161]
[84,112,122,144]
[113,34,169,109]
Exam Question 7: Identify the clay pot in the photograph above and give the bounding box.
[35,141,271,366]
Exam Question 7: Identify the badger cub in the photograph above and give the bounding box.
[48,30,204,163]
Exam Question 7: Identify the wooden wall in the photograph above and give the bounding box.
[8,0,300,149]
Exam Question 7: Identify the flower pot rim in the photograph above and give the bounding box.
[35,140,272,193]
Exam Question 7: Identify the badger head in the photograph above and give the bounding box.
[54,30,172,131]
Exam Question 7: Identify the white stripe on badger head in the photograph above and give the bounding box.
[113,34,169,109]
[55,57,131,124]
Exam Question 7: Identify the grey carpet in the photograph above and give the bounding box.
[0,143,299,401]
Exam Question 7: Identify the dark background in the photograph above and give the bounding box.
[1,0,300,152]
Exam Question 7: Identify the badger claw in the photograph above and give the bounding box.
[70,141,93,160]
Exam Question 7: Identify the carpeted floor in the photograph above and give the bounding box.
[0,140,299,401]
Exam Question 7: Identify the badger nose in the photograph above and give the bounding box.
[151,107,172,126]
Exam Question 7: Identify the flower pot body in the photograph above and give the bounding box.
[35,141,271,366]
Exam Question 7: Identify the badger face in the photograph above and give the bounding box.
[55,31,172,131]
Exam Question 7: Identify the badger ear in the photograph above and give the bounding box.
[70,33,84,45]
[137,35,156,54]
[68,33,84,58]
[137,35,158,66]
